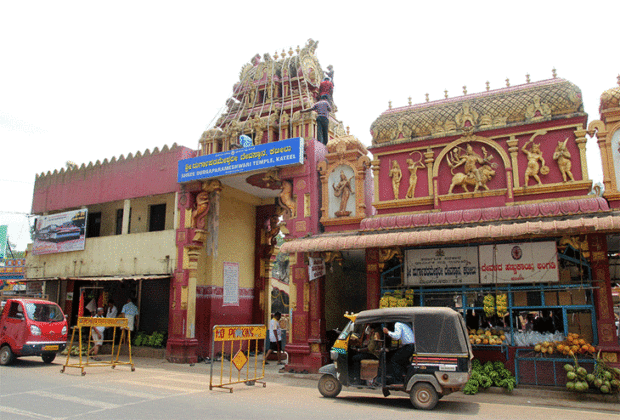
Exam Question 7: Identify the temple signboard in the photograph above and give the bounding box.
[404,247,479,286]
[479,241,559,284]
[178,137,304,183]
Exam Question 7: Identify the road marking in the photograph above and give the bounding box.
[27,390,120,410]
[113,379,204,393]
[75,384,159,400]
[0,405,54,419]
[150,374,208,385]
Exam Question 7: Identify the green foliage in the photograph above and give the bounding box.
[133,331,166,348]
[463,358,517,395]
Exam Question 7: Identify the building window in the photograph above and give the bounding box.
[115,208,131,235]
[86,212,101,238]
[149,204,166,232]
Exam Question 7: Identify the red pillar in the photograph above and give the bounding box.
[587,233,620,366]
[366,248,381,309]
[283,252,312,372]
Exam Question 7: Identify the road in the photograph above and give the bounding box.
[1,356,617,419]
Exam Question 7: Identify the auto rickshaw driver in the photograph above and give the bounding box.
[350,324,383,384]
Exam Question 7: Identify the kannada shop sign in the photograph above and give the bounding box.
[178,137,305,183]
[33,209,87,255]
[404,247,479,286]
[479,241,559,284]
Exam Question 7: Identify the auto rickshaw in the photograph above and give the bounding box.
[317,307,473,410]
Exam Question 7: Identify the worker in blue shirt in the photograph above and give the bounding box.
[384,321,415,382]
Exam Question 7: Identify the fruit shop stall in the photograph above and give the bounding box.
[380,242,598,386]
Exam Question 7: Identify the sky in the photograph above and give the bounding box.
[1,1,618,252]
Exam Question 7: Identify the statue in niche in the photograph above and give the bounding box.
[192,180,222,230]
[447,144,496,194]
[333,170,354,217]
[522,138,548,186]
[278,180,295,218]
[553,138,574,182]
[388,160,402,200]
[405,153,425,199]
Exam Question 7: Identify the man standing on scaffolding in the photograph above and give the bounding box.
[301,95,332,146]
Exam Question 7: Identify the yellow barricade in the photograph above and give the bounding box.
[61,317,135,376]
[209,324,266,392]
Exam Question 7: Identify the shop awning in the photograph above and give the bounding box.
[21,275,171,282]
[280,215,620,254]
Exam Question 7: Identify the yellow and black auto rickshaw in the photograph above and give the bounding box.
[318,307,473,410]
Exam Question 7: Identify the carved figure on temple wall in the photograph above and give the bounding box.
[522,138,548,186]
[326,64,334,82]
[553,138,574,182]
[388,160,402,200]
[446,144,496,194]
[192,180,222,230]
[447,144,494,193]
[405,154,425,199]
[525,95,551,120]
[278,180,295,218]
[455,102,479,129]
[333,170,354,217]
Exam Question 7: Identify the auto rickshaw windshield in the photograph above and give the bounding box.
[338,321,355,340]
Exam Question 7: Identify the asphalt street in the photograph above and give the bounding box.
[0,355,617,419]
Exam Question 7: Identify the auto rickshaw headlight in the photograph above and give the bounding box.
[30,325,41,336]
[61,326,67,335]
[330,350,338,361]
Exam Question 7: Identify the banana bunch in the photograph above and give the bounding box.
[496,294,508,317]
[483,294,495,317]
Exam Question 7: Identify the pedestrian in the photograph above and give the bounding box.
[88,307,105,361]
[120,297,139,344]
[264,312,283,365]
[301,95,331,145]
[383,321,415,383]
[104,299,118,342]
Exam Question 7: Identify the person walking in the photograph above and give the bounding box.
[264,312,283,365]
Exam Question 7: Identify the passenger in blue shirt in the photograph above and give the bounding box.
[384,321,415,383]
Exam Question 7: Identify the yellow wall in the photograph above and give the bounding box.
[197,186,269,289]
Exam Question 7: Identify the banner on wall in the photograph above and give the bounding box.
[223,262,239,306]
[32,209,87,255]
[479,241,559,284]
[404,247,479,286]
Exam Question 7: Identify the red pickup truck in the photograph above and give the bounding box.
[0,298,68,365]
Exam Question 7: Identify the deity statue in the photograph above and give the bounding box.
[522,138,548,186]
[333,170,354,217]
[446,143,496,194]
[388,160,402,200]
[405,156,425,199]
[553,138,574,182]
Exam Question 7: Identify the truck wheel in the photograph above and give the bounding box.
[0,345,15,366]
[409,382,438,410]
[318,374,342,398]
[42,353,57,364]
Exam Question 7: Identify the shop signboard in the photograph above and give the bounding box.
[177,137,305,183]
[0,225,7,259]
[32,209,87,255]
[404,247,479,286]
[479,241,559,284]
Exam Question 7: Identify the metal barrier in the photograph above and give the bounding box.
[61,317,135,376]
[514,348,596,386]
[209,324,266,392]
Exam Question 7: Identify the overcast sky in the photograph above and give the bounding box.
[1,1,618,252]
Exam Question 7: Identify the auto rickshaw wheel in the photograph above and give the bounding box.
[318,374,342,398]
[409,382,438,410]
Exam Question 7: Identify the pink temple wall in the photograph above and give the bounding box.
[32,146,195,213]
